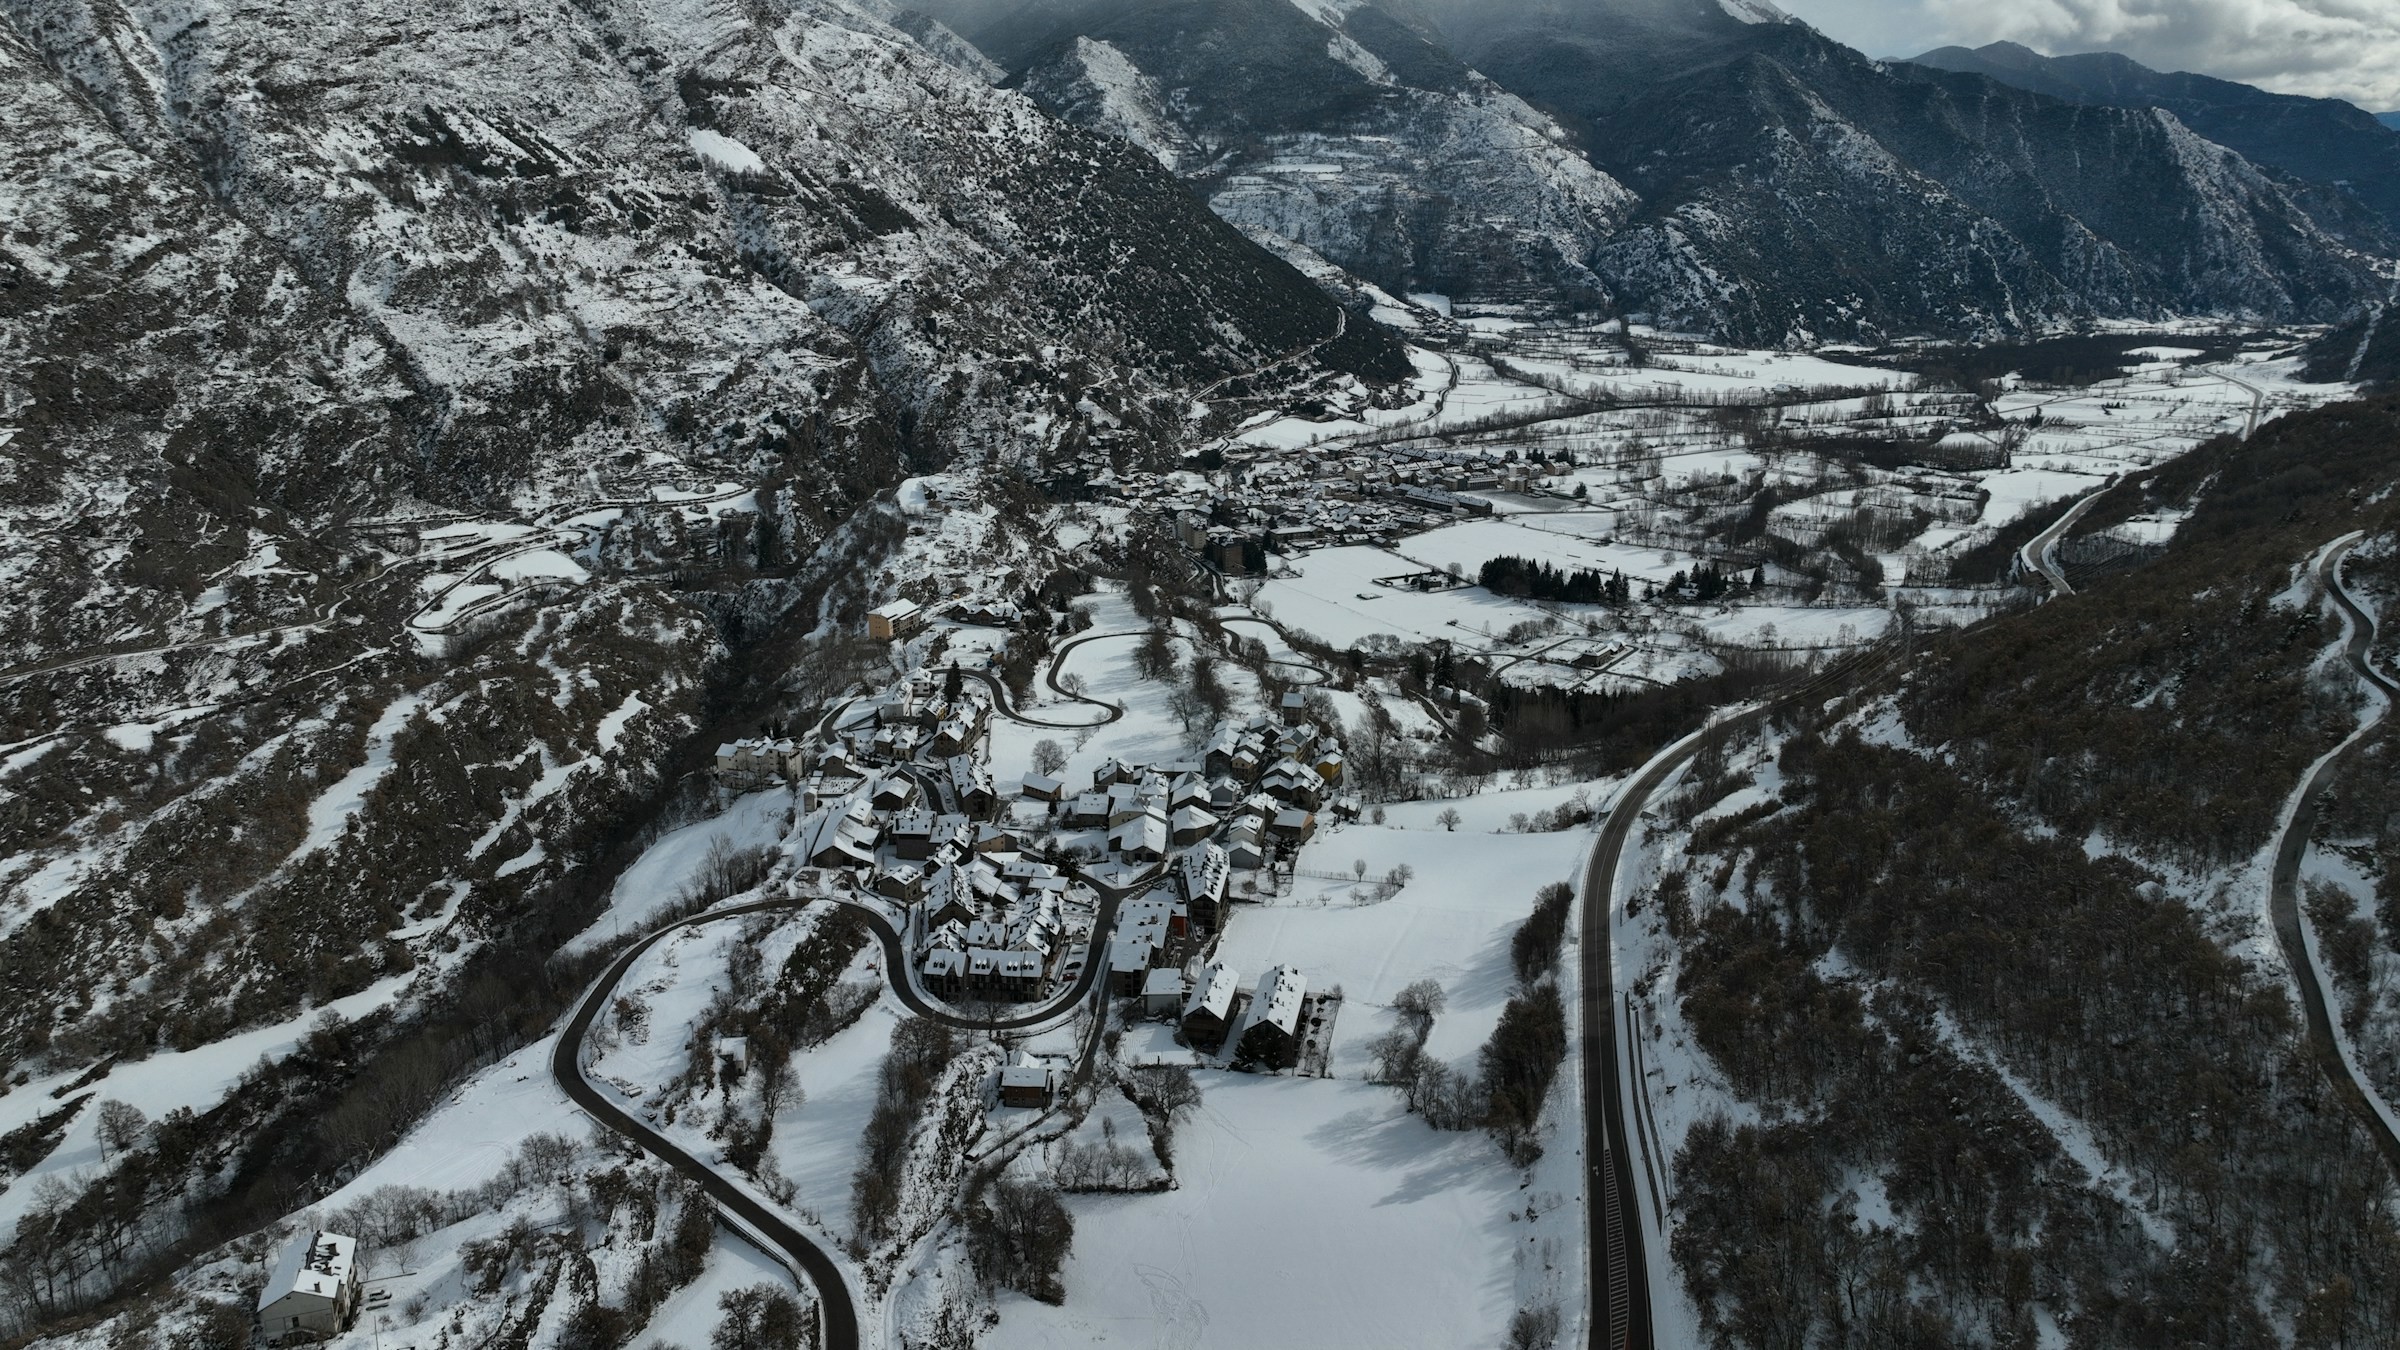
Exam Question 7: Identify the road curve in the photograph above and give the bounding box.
[554,862,1163,1346]
[1578,647,1895,1350]
[958,666,1120,731]
[2266,535,2400,1177]
[1215,615,1334,688]
[554,899,864,1350]
[2212,364,2269,442]
[830,865,1155,1033]
[2018,485,2111,599]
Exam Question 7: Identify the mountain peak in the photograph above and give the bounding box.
[1906,36,2400,238]
[1717,0,1795,24]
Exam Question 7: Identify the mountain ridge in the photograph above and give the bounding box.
[1910,39,2400,238]
[911,0,2394,343]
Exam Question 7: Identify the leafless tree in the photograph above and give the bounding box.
[1031,739,1067,778]
[94,1100,148,1162]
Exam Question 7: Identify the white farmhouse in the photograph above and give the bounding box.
[257,1229,363,1343]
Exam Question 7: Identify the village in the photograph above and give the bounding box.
[1097,443,1557,573]
[710,598,1351,1099]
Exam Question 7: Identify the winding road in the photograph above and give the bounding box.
[953,629,1130,731]
[2265,534,2400,1176]
[552,845,1164,1348]
[2018,484,2113,598]
[961,620,1336,734]
[554,899,866,1350]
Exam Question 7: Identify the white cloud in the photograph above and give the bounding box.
[1780,0,2400,111]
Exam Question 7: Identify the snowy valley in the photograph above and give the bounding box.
[7,0,2400,1348]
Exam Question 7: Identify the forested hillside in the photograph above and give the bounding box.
[1646,394,2400,1345]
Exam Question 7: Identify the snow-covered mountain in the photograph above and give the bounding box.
[918,0,2394,342]
[0,0,1406,1296]
[1416,0,2395,340]
[916,0,1639,311]
[1911,40,2400,241]
[3,0,1395,535]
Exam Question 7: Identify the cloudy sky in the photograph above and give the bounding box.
[1775,0,2400,112]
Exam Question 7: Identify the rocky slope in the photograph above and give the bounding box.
[1409,0,2392,343]
[916,0,1639,311]
[921,0,2396,342]
[1640,396,2400,1345]
[1912,40,2400,241]
[0,0,1406,1324]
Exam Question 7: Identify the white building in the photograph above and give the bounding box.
[257,1230,362,1343]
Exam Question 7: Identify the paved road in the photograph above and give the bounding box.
[2214,365,2269,441]
[2266,534,2400,1176]
[2018,485,2112,599]
[1216,615,1333,688]
[836,865,1155,1032]
[1578,647,1893,1350]
[554,899,864,1350]
[958,664,1121,731]
[0,573,380,687]
[1579,756,1672,1350]
[553,860,1162,1347]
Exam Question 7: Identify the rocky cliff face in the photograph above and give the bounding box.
[1414,0,2392,342]
[1912,41,2400,243]
[919,0,2394,342]
[1,0,1388,559]
[923,0,1639,312]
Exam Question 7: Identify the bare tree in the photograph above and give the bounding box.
[1508,1302,1562,1350]
[712,1285,808,1350]
[94,1100,148,1162]
[1129,1065,1202,1119]
[1436,807,1462,832]
[967,1179,1075,1303]
[1135,624,1178,681]
[1031,739,1068,778]
[1393,979,1446,1024]
[1366,1026,1423,1084]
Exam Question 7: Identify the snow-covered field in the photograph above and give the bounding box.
[1259,545,1553,650]
[1217,817,1589,1067]
[981,1076,1527,1350]
[984,590,1195,784]
[568,788,794,952]
[971,783,1598,1348]
[1234,329,2356,699]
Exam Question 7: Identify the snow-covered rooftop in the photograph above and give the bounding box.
[259,1229,356,1310]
